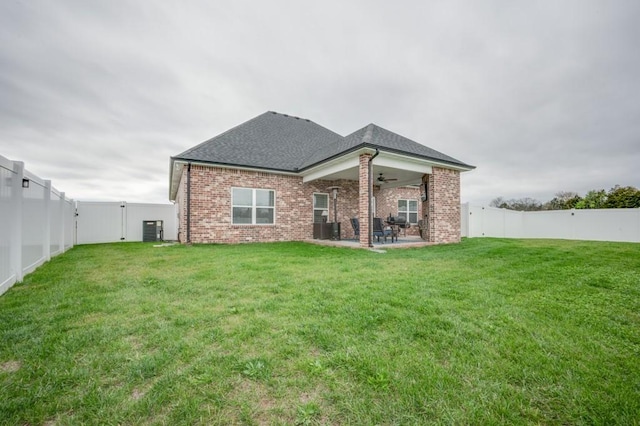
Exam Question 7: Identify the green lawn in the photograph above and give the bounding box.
[1,239,639,425]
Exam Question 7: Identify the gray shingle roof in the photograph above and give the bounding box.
[173,111,474,171]
[174,111,341,171]
[299,123,472,169]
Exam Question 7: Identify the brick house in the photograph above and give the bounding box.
[169,111,474,247]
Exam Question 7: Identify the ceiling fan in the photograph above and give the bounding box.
[377,173,398,183]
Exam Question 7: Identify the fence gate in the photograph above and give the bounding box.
[76,202,126,244]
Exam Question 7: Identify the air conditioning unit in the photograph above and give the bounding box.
[142,220,164,242]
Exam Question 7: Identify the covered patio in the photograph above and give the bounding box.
[301,143,434,248]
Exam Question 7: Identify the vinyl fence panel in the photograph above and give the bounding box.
[125,203,178,241]
[0,156,15,294]
[0,155,75,296]
[50,189,63,257]
[75,201,177,244]
[21,171,47,276]
[565,208,639,242]
[462,203,640,242]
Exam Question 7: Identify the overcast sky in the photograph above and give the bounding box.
[1,1,638,205]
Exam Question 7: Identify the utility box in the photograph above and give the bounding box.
[142,220,163,242]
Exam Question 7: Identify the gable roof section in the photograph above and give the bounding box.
[299,123,473,170]
[173,111,342,172]
[173,111,474,172]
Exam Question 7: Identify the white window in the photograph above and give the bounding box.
[398,199,418,224]
[232,188,275,225]
[313,193,329,223]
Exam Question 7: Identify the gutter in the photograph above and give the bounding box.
[368,149,380,247]
[186,162,191,244]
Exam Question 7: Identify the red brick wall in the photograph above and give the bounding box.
[375,186,422,236]
[175,164,461,244]
[176,165,362,244]
[425,167,461,243]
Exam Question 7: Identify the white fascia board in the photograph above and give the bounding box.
[380,151,474,172]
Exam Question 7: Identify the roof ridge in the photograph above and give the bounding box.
[269,110,313,123]
[298,125,369,170]
[297,132,345,167]
[300,121,474,170]
[362,123,375,143]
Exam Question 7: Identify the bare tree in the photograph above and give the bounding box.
[490,197,542,211]
[489,197,507,208]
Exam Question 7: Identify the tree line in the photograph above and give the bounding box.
[490,185,640,211]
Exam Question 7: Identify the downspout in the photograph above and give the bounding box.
[186,162,191,244]
[368,149,380,247]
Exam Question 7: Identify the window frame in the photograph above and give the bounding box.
[231,187,276,225]
[313,192,329,223]
[398,198,419,224]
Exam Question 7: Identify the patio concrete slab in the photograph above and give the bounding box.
[305,236,433,249]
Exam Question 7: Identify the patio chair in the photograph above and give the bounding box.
[350,217,360,240]
[373,217,396,243]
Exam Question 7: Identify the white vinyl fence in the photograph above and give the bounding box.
[1,154,179,296]
[1,156,75,296]
[76,201,177,244]
[461,203,640,243]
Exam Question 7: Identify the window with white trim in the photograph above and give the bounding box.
[313,193,329,223]
[232,188,275,224]
[398,199,418,224]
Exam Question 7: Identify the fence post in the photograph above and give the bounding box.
[60,192,66,253]
[44,180,52,261]
[11,161,24,282]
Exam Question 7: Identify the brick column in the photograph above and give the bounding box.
[359,153,372,247]
[429,167,461,244]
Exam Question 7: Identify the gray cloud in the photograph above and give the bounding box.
[1,0,638,204]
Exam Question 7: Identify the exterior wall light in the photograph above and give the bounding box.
[22,178,30,188]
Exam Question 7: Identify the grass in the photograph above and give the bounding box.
[0,238,639,425]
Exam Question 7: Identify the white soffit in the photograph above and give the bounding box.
[301,155,360,182]
[301,149,437,183]
[375,151,433,175]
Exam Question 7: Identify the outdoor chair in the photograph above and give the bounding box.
[350,217,360,240]
[373,217,396,243]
